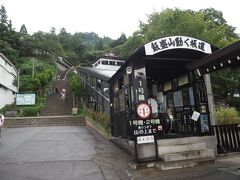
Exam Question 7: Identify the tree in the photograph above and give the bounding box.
[110,33,127,48]
[0,5,7,24]
[20,24,28,34]
[70,72,88,108]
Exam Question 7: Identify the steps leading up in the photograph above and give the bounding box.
[155,157,215,170]
[4,116,86,128]
[155,137,216,170]
[40,68,73,116]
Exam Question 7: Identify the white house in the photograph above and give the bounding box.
[0,53,18,109]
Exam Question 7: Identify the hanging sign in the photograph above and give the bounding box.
[144,36,212,55]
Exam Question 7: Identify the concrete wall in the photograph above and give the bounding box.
[0,53,18,108]
[112,136,218,160]
[0,88,16,109]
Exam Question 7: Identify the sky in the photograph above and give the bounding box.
[1,0,240,39]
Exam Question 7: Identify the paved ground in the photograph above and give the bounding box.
[0,126,240,180]
[0,126,130,180]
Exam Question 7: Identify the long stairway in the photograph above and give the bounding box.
[5,68,86,128]
[40,69,73,116]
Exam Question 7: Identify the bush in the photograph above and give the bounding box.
[20,106,40,117]
[86,109,111,134]
[216,106,240,125]
[0,104,14,114]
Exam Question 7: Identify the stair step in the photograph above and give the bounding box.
[158,142,207,155]
[4,116,86,128]
[160,149,215,162]
[155,157,215,170]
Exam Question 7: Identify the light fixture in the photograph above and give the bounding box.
[213,66,216,70]
[228,60,231,64]
[206,68,209,72]
[220,63,223,67]
[237,56,240,60]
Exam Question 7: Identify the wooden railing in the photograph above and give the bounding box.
[211,124,240,154]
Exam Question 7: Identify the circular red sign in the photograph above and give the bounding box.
[136,102,151,119]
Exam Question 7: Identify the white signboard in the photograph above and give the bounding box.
[137,135,154,144]
[16,93,36,105]
[191,111,200,121]
[145,36,212,55]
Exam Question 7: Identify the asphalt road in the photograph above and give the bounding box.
[0,126,130,180]
[0,126,240,180]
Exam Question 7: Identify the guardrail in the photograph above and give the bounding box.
[211,124,240,154]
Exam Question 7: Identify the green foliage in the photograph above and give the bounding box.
[86,109,111,136]
[0,104,13,114]
[216,106,240,125]
[18,57,56,94]
[70,72,88,97]
[19,106,40,117]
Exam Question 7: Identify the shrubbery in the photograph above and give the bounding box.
[216,106,240,125]
[86,109,111,135]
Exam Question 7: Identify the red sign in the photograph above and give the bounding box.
[136,102,151,119]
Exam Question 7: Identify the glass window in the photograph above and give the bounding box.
[167,93,173,109]
[109,61,116,65]
[189,87,195,105]
[172,78,178,90]
[119,91,125,111]
[178,74,189,86]
[113,96,119,112]
[182,87,190,106]
[113,81,118,92]
[159,95,167,113]
[118,77,124,90]
[164,81,172,91]
[173,90,183,107]
[117,62,123,66]
[102,60,108,65]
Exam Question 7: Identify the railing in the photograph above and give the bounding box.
[211,124,240,154]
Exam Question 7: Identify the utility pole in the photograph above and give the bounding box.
[32,58,35,77]
[17,68,20,92]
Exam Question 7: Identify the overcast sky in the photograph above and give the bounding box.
[1,0,240,39]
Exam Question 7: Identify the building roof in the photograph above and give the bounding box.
[186,39,240,75]
[109,36,218,83]
[77,66,118,81]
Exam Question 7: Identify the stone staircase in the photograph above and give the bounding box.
[155,136,216,170]
[40,68,73,116]
[4,67,86,128]
[4,115,86,128]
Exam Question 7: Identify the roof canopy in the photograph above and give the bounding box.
[110,36,218,83]
[186,39,240,75]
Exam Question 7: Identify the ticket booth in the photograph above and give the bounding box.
[109,36,219,140]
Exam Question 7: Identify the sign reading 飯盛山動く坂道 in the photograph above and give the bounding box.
[144,36,212,55]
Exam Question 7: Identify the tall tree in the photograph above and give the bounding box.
[0,5,7,24]
[20,24,28,34]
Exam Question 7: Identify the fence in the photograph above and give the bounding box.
[211,124,240,154]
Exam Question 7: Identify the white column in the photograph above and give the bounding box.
[204,74,216,125]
